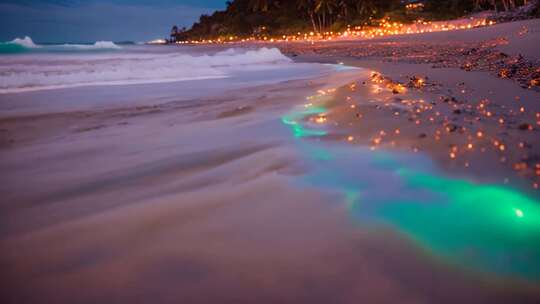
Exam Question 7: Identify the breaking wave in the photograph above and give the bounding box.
[0,47,293,93]
[9,36,40,48]
[58,41,122,50]
[0,36,40,54]
[0,36,122,54]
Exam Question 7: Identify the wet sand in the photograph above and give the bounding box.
[2,21,540,304]
[1,68,539,304]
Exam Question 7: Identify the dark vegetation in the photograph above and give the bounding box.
[170,0,538,41]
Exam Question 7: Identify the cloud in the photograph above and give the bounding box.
[0,1,224,42]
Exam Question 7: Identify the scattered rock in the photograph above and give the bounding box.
[518,123,532,130]
[446,123,459,132]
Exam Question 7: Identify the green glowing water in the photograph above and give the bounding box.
[377,169,540,278]
[281,105,327,138]
[281,103,540,280]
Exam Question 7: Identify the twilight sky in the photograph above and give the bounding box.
[0,0,226,43]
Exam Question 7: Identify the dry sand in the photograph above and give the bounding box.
[281,18,540,90]
[282,19,540,193]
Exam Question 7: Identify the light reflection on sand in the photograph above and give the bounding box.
[1,65,539,304]
[283,82,540,280]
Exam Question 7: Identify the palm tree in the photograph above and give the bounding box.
[249,0,269,12]
[297,0,318,32]
[354,0,377,20]
[249,0,281,12]
[170,25,179,42]
[314,0,337,31]
[337,0,352,20]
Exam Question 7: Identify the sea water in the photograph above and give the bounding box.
[0,36,333,114]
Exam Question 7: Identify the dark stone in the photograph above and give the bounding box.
[446,123,458,132]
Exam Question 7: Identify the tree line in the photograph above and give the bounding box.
[171,0,536,41]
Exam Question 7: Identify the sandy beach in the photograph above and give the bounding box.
[279,18,540,192]
[1,17,540,304]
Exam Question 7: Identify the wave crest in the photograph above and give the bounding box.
[9,36,40,48]
[212,48,291,66]
[60,41,121,50]
[0,37,121,54]
[0,47,293,93]
[0,36,40,54]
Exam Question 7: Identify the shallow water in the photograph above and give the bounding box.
[283,90,540,280]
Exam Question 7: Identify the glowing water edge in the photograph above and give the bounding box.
[282,97,540,280]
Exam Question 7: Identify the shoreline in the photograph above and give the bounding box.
[2,70,540,303]
[278,19,540,195]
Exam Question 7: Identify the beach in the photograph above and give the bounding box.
[1,19,540,304]
[280,18,540,191]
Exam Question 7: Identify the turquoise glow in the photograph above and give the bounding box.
[281,98,540,280]
[376,169,540,278]
[281,105,328,138]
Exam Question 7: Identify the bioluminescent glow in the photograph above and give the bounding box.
[282,95,540,280]
[281,104,328,138]
[377,169,540,279]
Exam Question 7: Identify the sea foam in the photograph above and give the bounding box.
[58,41,122,50]
[0,47,293,93]
[0,36,123,54]
[0,36,41,54]
[9,36,40,48]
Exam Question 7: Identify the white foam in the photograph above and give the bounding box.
[59,41,122,50]
[4,37,121,51]
[212,47,291,66]
[0,47,294,93]
[9,36,40,48]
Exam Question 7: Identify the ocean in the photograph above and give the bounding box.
[0,37,339,117]
[0,37,331,94]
